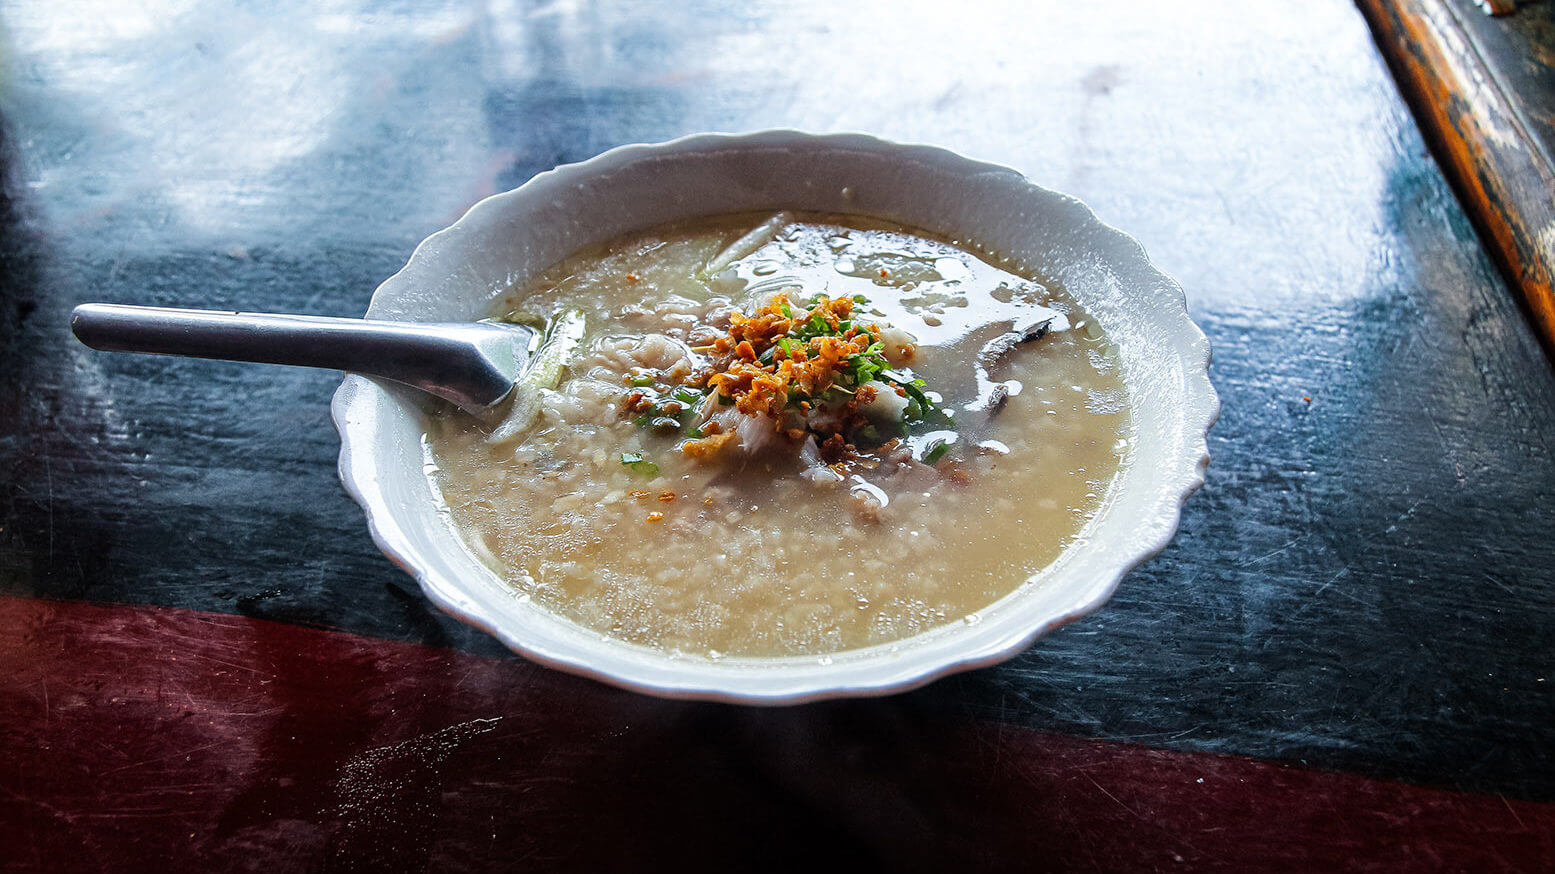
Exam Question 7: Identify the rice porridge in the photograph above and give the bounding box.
[423,212,1130,657]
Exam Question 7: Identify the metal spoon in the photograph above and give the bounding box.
[70,303,540,413]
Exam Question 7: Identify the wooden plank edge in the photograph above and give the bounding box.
[1357,0,1555,360]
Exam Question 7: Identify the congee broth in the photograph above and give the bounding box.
[423,212,1130,657]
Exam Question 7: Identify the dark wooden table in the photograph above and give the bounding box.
[3,1,1554,871]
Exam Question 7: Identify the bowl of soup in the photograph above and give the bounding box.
[332,130,1217,703]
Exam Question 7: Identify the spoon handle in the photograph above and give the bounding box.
[70,303,532,411]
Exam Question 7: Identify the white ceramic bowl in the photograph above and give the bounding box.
[332,131,1217,704]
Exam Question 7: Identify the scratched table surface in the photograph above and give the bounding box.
[2,1,1554,871]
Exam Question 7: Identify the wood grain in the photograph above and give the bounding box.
[5,596,1554,873]
[3,3,1555,866]
[1359,0,1555,353]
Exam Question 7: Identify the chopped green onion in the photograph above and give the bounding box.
[629,375,655,387]
[822,386,855,403]
[619,452,659,476]
[882,370,933,412]
[920,406,956,428]
[924,442,951,464]
[670,386,704,406]
[687,290,945,441]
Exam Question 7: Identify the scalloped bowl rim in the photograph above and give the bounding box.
[331,130,1218,704]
